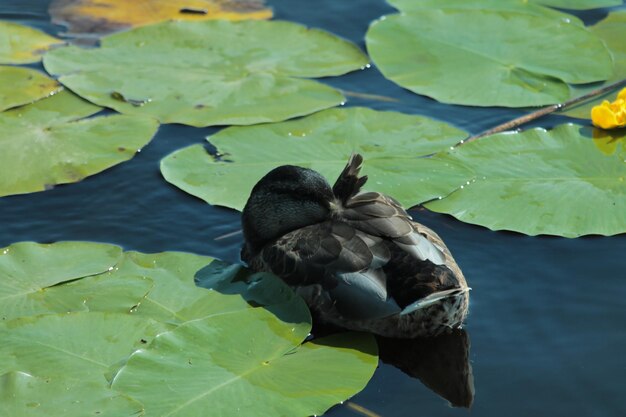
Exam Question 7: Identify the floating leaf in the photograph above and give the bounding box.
[366,7,613,107]
[531,0,622,9]
[0,66,60,112]
[44,20,368,126]
[0,90,158,197]
[112,312,377,417]
[0,242,377,416]
[0,312,163,380]
[388,0,584,22]
[562,11,626,119]
[160,107,469,210]
[0,371,144,417]
[0,241,123,320]
[423,124,626,237]
[50,0,272,40]
[110,251,214,323]
[0,22,62,64]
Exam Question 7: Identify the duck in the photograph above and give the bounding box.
[241,153,469,338]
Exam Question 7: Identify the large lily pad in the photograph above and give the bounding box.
[0,312,163,380]
[387,0,584,22]
[161,107,469,211]
[112,313,377,417]
[43,20,368,126]
[424,124,626,237]
[366,7,613,107]
[50,0,271,41]
[0,90,159,197]
[0,241,378,417]
[562,11,626,120]
[0,371,144,417]
[0,241,123,320]
[532,0,622,9]
[0,22,62,64]
[0,66,60,112]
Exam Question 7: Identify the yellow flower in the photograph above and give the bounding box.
[591,87,626,129]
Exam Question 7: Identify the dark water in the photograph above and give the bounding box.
[1,0,626,416]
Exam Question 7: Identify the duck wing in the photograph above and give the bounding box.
[248,220,404,320]
[341,191,469,312]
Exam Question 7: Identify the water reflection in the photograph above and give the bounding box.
[377,330,474,408]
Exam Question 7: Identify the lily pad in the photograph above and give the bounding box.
[112,312,377,417]
[366,7,613,107]
[43,20,368,126]
[0,242,378,416]
[0,241,123,320]
[561,11,626,120]
[424,124,626,237]
[0,90,159,197]
[532,0,622,9]
[110,251,215,323]
[0,312,163,380]
[387,0,584,23]
[0,371,144,417]
[50,0,272,41]
[0,22,62,64]
[161,107,469,211]
[0,66,60,112]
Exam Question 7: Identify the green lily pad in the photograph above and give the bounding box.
[0,312,163,380]
[0,89,159,197]
[110,251,214,323]
[532,0,622,9]
[424,124,626,237]
[388,0,584,23]
[366,7,613,107]
[0,22,62,64]
[561,11,626,120]
[0,66,60,112]
[0,242,378,416]
[112,312,377,417]
[0,371,144,417]
[0,241,123,321]
[43,20,368,126]
[161,107,469,211]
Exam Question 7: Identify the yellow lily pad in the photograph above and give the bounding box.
[0,22,62,64]
[0,66,61,112]
[50,0,272,40]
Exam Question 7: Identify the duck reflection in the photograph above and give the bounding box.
[377,329,474,408]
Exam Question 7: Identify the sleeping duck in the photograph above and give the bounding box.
[241,154,469,338]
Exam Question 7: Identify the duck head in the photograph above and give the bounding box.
[241,164,334,256]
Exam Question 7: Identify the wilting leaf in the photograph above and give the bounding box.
[0,241,123,320]
[366,6,613,107]
[160,107,469,211]
[0,66,60,112]
[43,20,368,126]
[0,371,144,417]
[562,11,626,120]
[50,0,272,40]
[0,90,158,197]
[112,313,377,417]
[423,125,626,237]
[0,22,62,64]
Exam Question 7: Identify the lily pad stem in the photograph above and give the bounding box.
[459,78,626,146]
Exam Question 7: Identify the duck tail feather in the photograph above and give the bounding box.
[400,287,471,316]
[333,153,367,203]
